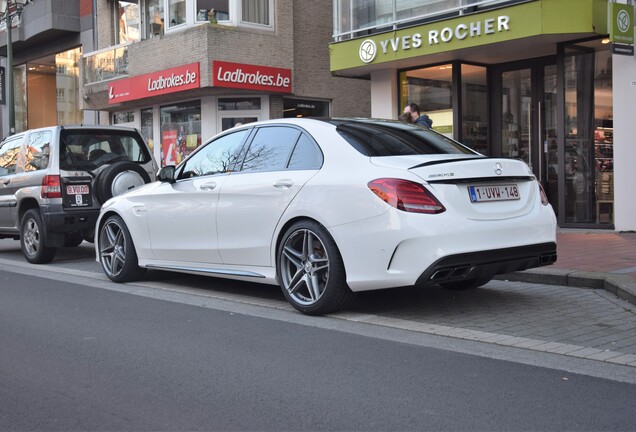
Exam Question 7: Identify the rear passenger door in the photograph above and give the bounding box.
[216,126,323,266]
[0,134,27,230]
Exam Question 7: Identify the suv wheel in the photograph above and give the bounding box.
[20,209,57,264]
[95,162,151,203]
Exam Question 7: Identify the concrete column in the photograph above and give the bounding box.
[370,69,398,119]
[612,53,636,231]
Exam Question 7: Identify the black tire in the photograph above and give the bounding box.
[20,209,57,264]
[277,220,355,315]
[440,276,491,291]
[95,162,151,204]
[63,232,84,247]
[98,215,146,282]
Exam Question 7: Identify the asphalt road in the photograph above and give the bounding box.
[1,260,636,430]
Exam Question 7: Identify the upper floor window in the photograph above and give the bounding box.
[112,0,273,41]
[116,1,141,44]
[334,0,523,41]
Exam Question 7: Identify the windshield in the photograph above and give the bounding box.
[332,119,478,157]
[60,129,151,170]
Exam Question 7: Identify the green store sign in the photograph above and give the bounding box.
[609,3,634,45]
[331,0,608,72]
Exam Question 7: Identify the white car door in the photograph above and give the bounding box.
[147,129,250,264]
[216,127,322,267]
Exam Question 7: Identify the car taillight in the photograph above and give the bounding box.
[538,181,549,206]
[41,175,62,199]
[368,178,445,214]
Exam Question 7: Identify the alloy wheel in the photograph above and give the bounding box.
[279,228,330,306]
[99,219,127,278]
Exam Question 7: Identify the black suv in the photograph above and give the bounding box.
[0,125,157,263]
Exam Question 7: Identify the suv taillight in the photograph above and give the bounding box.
[368,178,446,214]
[41,175,62,199]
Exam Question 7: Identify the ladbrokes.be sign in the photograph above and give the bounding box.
[108,63,200,104]
[212,61,292,93]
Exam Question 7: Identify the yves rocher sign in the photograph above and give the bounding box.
[108,63,200,104]
[212,61,292,93]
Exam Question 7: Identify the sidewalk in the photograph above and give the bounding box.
[501,229,636,305]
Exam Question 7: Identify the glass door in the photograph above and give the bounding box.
[494,60,558,211]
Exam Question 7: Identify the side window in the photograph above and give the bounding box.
[288,133,323,170]
[240,126,300,173]
[0,135,26,176]
[25,131,52,171]
[178,130,249,179]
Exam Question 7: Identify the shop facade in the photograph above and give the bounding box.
[82,0,370,167]
[330,0,636,232]
[0,0,95,138]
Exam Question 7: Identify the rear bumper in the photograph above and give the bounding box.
[41,204,99,233]
[415,242,557,286]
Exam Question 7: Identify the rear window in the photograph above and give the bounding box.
[60,129,151,169]
[334,120,477,157]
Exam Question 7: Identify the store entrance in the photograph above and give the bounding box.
[492,59,559,213]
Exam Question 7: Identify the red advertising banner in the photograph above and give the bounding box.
[108,63,200,104]
[212,61,292,93]
[161,129,178,167]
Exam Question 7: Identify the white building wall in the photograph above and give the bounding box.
[612,53,636,232]
[370,70,398,119]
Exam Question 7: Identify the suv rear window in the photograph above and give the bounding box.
[60,129,151,170]
[332,120,477,157]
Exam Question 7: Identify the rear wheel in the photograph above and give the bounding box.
[98,215,146,282]
[20,209,57,264]
[277,220,355,315]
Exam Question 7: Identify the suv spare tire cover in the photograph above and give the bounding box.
[96,161,151,203]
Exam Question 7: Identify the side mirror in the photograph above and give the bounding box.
[157,165,176,183]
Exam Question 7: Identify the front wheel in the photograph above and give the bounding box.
[277,220,355,315]
[98,215,146,282]
[20,209,57,264]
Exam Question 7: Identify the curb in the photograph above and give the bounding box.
[495,268,636,305]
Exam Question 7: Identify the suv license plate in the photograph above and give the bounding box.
[63,184,92,208]
[468,184,520,203]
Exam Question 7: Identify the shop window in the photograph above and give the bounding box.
[116,1,141,44]
[219,97,261,131]
[141,108,155,154]
[160,100,202,166]
[113,112,135,124]
[283,98,330,118]
[399,64,453,137]
[563,40,613,225]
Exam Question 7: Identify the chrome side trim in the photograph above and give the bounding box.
[146,264,266,278]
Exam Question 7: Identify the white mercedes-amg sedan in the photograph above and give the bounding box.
[95,118,557,315]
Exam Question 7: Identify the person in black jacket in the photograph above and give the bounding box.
[403,103,433,128]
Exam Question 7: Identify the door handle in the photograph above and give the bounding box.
[2,179,9,186]
[273,179,294,189]
[199,182,217,191]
